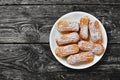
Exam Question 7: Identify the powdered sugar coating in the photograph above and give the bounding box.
[55,44,79,58]
[89,21,102,43]
[63,44,78,53]
[67,52,94,65]
[80,25,88,40]
[79,16,89,40]
[92,44,104,55]
[57,20,79,32]
[78,41,94,51]
[78,40,104,56]
[56,32,80,46]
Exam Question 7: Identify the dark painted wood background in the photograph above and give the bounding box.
[0,0,120,80]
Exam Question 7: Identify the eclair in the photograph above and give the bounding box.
[67,52,94,65]
[57,20,79,32]
[55,44,79,58]
[56,32,80,46]
[78,41,104,55]
[89,21,102,44]
[79,16,89,40]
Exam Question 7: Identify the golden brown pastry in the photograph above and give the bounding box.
[78,40,94,51]
[89,21,102,44]
[92,44,104,56]
[67,52,94,65]
[78,41,104,55]
[55,44,79,58]
[57,20,79,32]
[56,32,80,46]
[79,16,89,40]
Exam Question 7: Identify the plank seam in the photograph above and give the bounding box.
[0,3,120,6]
[0,43,118,44]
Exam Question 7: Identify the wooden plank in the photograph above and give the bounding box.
[0,0,120,5]
[0,68,38,80]
[0,69,119,80]
[0,5,120,18]
[0,5,120,43]
[39,72,120,80]
[0,69,120,80]
[0,43,119,73]
[0,43,120,79]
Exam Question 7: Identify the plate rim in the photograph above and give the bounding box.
[49,11,108,69]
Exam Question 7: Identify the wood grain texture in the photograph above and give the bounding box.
[0,44,119,73]
[0,0,120,5]
[0,70,120,80]
[0,5,120,43]
[0,0,119,80]
[0,69,119,80]
[0,43,119,80]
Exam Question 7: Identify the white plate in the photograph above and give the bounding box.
[49,11,107,69]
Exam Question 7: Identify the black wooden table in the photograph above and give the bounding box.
[0,0,120,80]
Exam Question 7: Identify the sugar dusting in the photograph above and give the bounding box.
[67,52,94,65]
[78,41,93,51]
[56,32,79,45]
[78,41,104,55]
[80,25,88,39]
[55,44,79,57]
[63,44,78,54]
[89,21,102,43]
[92,44,104,55]
[68,21,79,30]
[66,32,79,39]
[57,20,79,32]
